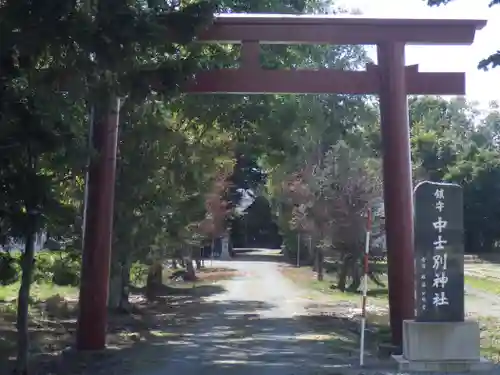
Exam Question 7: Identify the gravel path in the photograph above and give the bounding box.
[140,253,371,375]
[112,253,500,375]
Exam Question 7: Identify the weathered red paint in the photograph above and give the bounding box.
[78,14,486,351]
[77,98,120,351]
[197,14,485,45]
[377,42,415,347]
[186,68,466,95]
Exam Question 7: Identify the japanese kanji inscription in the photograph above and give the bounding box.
[414,181,464,322]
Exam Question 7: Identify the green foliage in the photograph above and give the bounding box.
[130,261,149,287]
[51,255,81,286]
[425,0,500,70]
[1,0,499,368]
[409,97,500,253]
[0,251,81,286]
[0,253,19,285]
[445,149,500,252]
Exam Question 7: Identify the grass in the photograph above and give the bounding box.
[465,275,500,294]
[0,265,237,302]
[463,274,500,361]
[280,265,391,354]
[282,265,389,305]
[282,263,500,362]
[0,282,78,302]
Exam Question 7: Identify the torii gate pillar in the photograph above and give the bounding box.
[377,42,414,346]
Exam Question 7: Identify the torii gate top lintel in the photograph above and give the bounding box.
[197,14,487,45]
[187,14,487,95]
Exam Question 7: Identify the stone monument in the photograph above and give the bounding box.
[393,181,492,372]
[219,235,231,260]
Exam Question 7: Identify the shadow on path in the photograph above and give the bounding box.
[1,255,396,375]
[79,297,391,375]
[0,284,228,375]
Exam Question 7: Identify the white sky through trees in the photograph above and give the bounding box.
[338,0,500,106]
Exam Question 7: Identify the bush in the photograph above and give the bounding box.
[33,252,56,283]
[1,250,149,288]
[281,229,310,262]
[0,250,82,286]
[51,252,80,286]
[130,261,149,287]
[0,252,19,285]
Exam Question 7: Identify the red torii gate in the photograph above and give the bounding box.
[76,14,486,352]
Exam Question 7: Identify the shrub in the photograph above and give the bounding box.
[51,252,81,286]
[33,252,56,283]
[0,252,19,285]
[130,261,149,287]
[0,251,82,286]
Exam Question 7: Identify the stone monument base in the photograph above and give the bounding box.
[393,355,493,372]
[392,320,493,372]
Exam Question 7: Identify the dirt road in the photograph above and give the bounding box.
[76,252,500,375]
[141,253,368,375]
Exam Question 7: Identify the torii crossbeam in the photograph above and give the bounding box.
[76,13,486,352]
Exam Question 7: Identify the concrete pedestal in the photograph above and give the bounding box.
[392,320,493,372]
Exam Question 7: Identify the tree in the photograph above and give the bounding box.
[1,0,217,369]
[231,196,281,248]
[0,70,87,375]
[426,0,500,70]
[408,96,500,253]
[0,5,91,366]
[109,97,236,306]
[278,141,382,286]
[446,149,500,253]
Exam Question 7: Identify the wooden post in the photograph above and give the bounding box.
[76,96,121,350]
[297,233,301,267]
[377,42,415,350]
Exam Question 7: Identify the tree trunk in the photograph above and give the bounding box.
[348,261,362,292]
[145,262,163,301]
[118,259,131,310]
[316,247,324,281]
[337,256,349,292]
[108,249,131,312]
[173,247,184,267]
[185,259,196,281]
[108,264,121,310]
[118,256,132,312]
[194,247,202,269]
[482,233,495,253]
[368,270,386,287]
[15,215,37,375]
[311,246,318,271]
[305,238,314,267]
